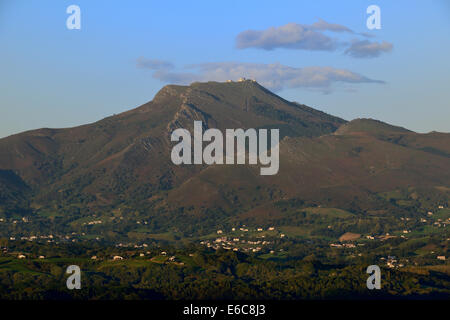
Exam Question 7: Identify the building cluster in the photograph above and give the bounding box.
[200,236,273,253]
[381,256,406,268]
[10,234,54,242]
[116,243,149,248]
[226,77,257,83]
[329,243,356,248]
[83,220,102,225]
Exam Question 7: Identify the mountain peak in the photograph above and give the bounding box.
[152,80,262,104]
[150,80,346,138]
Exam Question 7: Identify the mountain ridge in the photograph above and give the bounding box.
[0,81,448,239]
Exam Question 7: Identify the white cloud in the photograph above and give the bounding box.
[236,22,337,51]
[345,40,393,58]
[235,20,392,58]
[139,60,384,93]
[311,18,354,33]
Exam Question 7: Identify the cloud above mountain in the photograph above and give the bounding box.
[344,40,393,58]
[137,59,384,93]
[235,22,338,51]
[137,19,391,93]
[310,18,355,33]
[235,19,393,58]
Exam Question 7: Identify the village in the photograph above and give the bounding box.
[0,204,447,267]
[199,225,283,253]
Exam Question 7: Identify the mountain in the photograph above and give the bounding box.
[0,80,344,202]
[0,80,449,239]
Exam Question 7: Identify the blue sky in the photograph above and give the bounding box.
[1,0,449,138]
